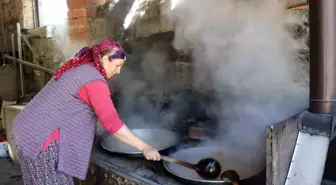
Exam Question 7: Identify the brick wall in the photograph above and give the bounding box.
[67,0,91,43]
[66,0,108,43]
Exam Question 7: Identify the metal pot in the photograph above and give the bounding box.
[101,128,182,155]
[163,146,264,185]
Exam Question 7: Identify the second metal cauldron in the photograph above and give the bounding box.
[163,146,264,185]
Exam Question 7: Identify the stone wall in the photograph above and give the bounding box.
[1,0,175,53]
[289,2,309,85]
[74,164,139,185]
[86,0,310,95]
[88,0,174,43]
[136,0,174,37]
[0,0,36,52]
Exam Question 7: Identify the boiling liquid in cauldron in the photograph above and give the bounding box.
[165,147,262,181]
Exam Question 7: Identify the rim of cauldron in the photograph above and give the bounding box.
[100,128,183,155]
[161,146,264,184]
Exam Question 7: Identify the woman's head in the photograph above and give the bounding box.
[99,40,126,79]
[54,39,126,80]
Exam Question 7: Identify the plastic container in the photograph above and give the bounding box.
[0,136,5,142]
[0,136,9,157]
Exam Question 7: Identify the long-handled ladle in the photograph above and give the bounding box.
[160,155,222,179]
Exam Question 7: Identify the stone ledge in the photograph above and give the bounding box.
[83,143,184,185]
[27,26,54,38]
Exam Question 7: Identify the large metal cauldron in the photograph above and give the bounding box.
[101,128,182,155]
[163,147,264,185]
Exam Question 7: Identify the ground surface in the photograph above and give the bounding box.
[0,157,23,185]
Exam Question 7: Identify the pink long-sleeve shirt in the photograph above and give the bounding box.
[41,81,124,151]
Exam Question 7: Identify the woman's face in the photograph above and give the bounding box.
[101,55,125,79]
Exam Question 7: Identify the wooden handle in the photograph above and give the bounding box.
[161,156,197,170]
[160,156,178,163]
[286,3,308,11]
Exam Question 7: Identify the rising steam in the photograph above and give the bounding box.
[38,0,88,62]
[171,0,309,170]
[110,44,181,130]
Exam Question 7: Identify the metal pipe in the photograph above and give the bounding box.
[34,0,40,28]
[32,0,36,29]
[4,54,54,74]
[309,0,336,113]
[17,23,24,97]
[11,34,16,66]
[1,7,7,55]
[21,34,37,57]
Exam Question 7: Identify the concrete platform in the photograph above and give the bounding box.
[0,157,23,185]
[1,152,336,185]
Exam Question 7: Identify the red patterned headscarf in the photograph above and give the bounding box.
[54,40,126,80]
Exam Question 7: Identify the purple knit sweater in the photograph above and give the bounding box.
[12,64,106,180]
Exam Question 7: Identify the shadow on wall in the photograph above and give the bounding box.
[0,64,18,101]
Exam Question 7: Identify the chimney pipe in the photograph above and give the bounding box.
[309,0,336,114]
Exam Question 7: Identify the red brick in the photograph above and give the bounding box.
[87,9,96,17]
[68,31,90,41]
[68,16,88,27]
[68,19,74,27]
[67,0,87,9]
[68,26,89,34]
[68,10,87,19]
[74,16,88,26]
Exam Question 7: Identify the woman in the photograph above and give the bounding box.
[12,40,161,185]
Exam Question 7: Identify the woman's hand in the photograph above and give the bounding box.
[142,145,161,161]
[113,125,161,161]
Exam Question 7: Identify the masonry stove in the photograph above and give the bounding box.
[266,1,336,185]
